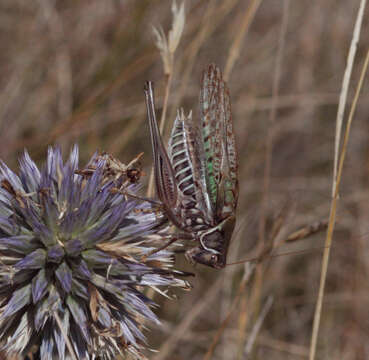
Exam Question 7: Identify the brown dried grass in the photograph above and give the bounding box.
[1,1,368,359]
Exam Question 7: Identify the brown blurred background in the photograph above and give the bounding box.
[1,1,368,359]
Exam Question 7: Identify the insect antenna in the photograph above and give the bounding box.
[226,246,331,266]
[226,219,329,266]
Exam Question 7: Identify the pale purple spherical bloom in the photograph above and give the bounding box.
[0,146,187,360]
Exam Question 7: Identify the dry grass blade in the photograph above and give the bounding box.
[167,0,239,124]
[224,0,263,81]
[244,295,274,357]
[152,275,225,360]
[7,52,156,155]
[285,220,328,243]
[309,47,369,360]
[37,0,72,123]
[252,1,290,348]
[257,335,309,358]
[203,264,256,360]
[2,2,369,358]
[147,1,186,198]
[332,0,367,195]
[259,0,290,249]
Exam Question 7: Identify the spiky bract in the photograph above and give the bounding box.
[0,146,187,360]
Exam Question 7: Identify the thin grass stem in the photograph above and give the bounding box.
[309,47,369,360]
[258,0,290,252]
[244,295,274,357]
[153,275,226,360]
[332,0,367,196]
[203,264,255,360]
[250,2,290,353]
[168,0,239,123]
[224,0,263,82]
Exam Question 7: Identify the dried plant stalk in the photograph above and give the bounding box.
[309,46,369,360]
[147,1,186,198]
[224,0,263,81]
[332,0,367,195]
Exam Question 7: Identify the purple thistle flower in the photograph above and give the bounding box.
[0,146,188,360]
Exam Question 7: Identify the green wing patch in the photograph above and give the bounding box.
[200,64,238,220]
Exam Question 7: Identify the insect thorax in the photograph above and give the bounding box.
[186,216,236,268]
[185,227,227,269]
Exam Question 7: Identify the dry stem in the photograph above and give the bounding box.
[203,264,256,360]
[244,295,274,357]
[224,0,263,81]
[168,0,239,123]
[309,47,369,360]
[332,0,367,195]
[152,275,225,360]
[251,1,290,353]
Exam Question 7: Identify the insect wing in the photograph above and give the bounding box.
[217,75,238,218]
[200,64,222,214]
[200,64,239,220]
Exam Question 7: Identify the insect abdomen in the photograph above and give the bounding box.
[169,112,197,198]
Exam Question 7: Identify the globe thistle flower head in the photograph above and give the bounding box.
[0,146,188,360]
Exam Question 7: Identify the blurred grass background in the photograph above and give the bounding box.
[1,0,368,359]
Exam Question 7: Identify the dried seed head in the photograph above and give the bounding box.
[152,26,171,75]
[153,0,185,75]
[168,1,185,54]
